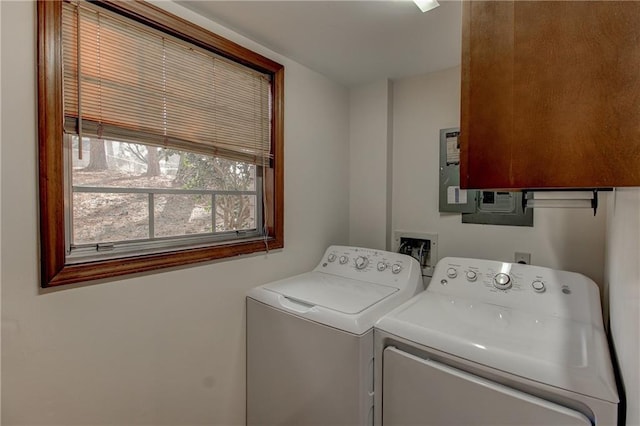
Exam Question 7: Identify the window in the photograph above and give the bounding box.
[38,0,284,287]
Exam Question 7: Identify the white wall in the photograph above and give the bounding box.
[349,80,392,250]
[606,188,640,426]
[391,67,607,285]
[0,1,3,420]
[0,1,349,425]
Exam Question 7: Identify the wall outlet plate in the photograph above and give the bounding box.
[515,252,531,265]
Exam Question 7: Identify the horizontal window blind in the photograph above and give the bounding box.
[62,1,272,164]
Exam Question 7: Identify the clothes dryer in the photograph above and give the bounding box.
[375,257,619,426]
[247,246,423,426]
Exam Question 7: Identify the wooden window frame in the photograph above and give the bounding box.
[37,0,284,287]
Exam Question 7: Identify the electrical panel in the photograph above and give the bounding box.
[439,128,476,213]
[462,191,533,227]
[439,127,533,227]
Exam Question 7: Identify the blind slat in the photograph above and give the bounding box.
[62,1,272,163]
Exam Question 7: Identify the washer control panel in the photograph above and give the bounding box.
[430,257,602,323]
[315,245,420,286]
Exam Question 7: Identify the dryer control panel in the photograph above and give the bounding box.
[430,257,603,325]
[315,246,421,288]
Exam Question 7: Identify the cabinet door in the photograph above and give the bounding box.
[460,1,640,189]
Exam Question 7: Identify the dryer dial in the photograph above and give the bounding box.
[446,267,458,279]
[466,270,478,282]
[493,273,512,290]
[532,280,546,293]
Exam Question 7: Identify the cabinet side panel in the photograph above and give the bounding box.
[459,1,471,188]
[460,1,515,189]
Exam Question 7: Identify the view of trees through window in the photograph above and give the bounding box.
[71,136,258,245]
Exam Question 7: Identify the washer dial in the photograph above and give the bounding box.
[339,255,349,265]
[355,256,369,270]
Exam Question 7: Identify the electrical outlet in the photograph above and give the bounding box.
[515,252,531,265]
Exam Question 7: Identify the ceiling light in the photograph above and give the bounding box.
[413,0,440,13]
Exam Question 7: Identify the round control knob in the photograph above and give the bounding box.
[391,264,402,274]
[355,256,369,270]
[377,262,387,272]
[493,273,512,290]
[466,270,478,282]
[339,255,349,265]
[446,267,458,279]
[327,253,337,262]
[531,280,546,293]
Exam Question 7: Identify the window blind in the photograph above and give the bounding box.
[62,1,272,164]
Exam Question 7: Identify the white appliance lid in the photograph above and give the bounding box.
[375,292,619,403]
[263,271,399,314]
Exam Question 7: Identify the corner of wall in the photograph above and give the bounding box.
[348,79,393,251]
[604,187,640,426]
[385,79,394,252]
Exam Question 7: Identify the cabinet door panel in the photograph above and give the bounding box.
[461,1,640,189]
[460,1,515,189]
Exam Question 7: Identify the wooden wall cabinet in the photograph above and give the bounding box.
[460,1,640,190]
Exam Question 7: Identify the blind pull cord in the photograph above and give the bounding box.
[97,11,103,140]
[262,154,269,253]
[76,2,83,160]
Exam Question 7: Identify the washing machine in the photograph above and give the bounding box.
[247,245,423,426]
[374,257,619,426]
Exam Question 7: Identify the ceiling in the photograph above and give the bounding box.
[178,1,463,87]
